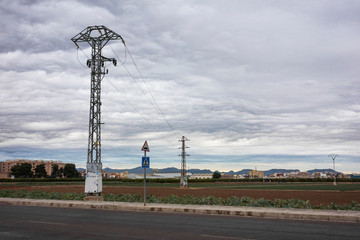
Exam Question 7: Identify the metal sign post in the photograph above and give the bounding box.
[141,141,150,206]
[144,151,146,206]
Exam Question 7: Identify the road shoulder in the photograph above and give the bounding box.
[0,197,359,223]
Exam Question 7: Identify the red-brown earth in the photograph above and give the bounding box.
[1,185,359,206]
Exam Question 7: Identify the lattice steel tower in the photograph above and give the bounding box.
[179,136,190,188]
[72,26,124,195]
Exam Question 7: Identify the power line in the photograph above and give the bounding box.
[107,43,180,138]
[78,38,181,141]
[76,45,90,59]
[106,44,162,113]
[108,43,127,65]
[76,44,172,141]
[76,48,88,68]
[125,46,180,138]
[104,76,174,144]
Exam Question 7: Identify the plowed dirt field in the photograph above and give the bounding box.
[1,185,359,206]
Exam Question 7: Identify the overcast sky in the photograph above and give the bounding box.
[1,0,360,173]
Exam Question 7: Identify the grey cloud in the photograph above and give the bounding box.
[0,0,116,53]
[0,0,359,172]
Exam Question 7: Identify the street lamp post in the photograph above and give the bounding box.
[328,154,338,186]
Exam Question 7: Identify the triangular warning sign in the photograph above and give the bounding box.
[141,141,150,152]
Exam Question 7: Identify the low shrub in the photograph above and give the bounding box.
[0,178,83,183]
[103,193,142,202]
[0,190,84,200]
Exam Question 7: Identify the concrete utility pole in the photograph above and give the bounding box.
[179,136,190,188]
[328,154,338,186]
[72,26,125,198]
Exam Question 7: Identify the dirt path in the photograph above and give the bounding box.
[1,185,359,206]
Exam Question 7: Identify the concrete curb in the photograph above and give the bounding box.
[1,197,359,223]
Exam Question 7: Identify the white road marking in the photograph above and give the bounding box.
[201,234,256,240]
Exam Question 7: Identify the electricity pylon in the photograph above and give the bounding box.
[179,136,190,188]
[72,26,125,196]
[328,154,338,186]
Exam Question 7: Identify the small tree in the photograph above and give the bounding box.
[63,164,78,178]
[213,172,221,179]
[51,164,62,178]
[59,167,64,176]
[11,163,33,178]
[35,164,47,178]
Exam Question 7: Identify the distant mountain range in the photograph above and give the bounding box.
[77,167,340,175]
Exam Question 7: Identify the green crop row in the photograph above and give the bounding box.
[0,190,85,200]
[1,190,359,211]
[0,178,84,183]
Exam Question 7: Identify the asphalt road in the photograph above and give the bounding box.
[0,205,359,240]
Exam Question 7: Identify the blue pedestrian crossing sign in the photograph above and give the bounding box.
[142,157,150,168]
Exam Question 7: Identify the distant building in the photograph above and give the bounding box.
[220,174,235,179]
[273,173,284,179]
[233,174,246,179]
[149,172,182,179]
[248,170,264,179]
[189,173,213,179]
[103,171,128,179]
[286,171,299,178]
[338,173,349,179]
[296,172,310,178]
[0,159,67,178]
[350,174,360,179]
[311,172,327,178]
[126,172,185,179]
[126,173,143,179]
